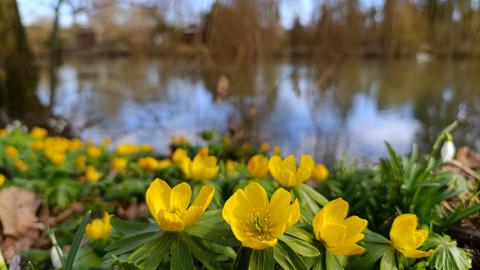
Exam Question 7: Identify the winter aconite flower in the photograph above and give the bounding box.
[15,159,27,172]
[146,179,214,232]
[260,143,270,152]
[140,144,153,153]
[6,146,18,158]
[87,146,102,158]
[116,144,139,156]
[273,146,282,156]
[85,166,102,183]
[247,155,269,178]
[441,134,455,163]
[138,157,159,171]
[85,212,112,241]
[180,154,219,181]
[156,159,172,169]
[112,157,128,171]
[268,155,315,187]
[223,182,300,249]
[390,214,433,258]
[172,148,188,164]
[313,198,368,256]
[31,127,47,138]
[0,174,5,187]
[312,163,329,182]
[226,160,236,172]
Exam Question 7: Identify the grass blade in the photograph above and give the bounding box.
[64,210,91,270]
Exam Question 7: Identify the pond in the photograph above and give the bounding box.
[36,58,480,162]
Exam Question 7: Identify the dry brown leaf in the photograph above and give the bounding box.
[0,187,42,237]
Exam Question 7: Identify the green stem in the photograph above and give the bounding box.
[0,248,8,270]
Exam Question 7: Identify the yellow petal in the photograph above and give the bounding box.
[343,216,368,239]
[329,243,365,256]
[222,192,239,225]
[268,188,291,224]
[322,224,347,247]
[183,206,203,227]
[295,155,315,183]
[410,229,429,249]
[390,214,418,249]
[399,248,434,258]
[242,236,278,250]
[312,209,324,240]
[192,184,215,211]
[179,158,192,178]
[322,198,349,225]
[244,182,268,210]
[268,156,282,179]
[282,155,297,171]
[286,199,300,229]
[170,182,192,211]
[145,179,171,219]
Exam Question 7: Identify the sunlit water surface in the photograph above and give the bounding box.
[36,58,480,162]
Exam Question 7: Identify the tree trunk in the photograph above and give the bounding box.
[0,0,44,125]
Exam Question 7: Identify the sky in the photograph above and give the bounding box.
[17,0,377,29]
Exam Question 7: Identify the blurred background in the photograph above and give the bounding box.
[1,0,480,162]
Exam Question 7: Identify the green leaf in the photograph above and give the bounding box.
[106,231,159,255]
[425,233,472,270]
[352,230,392,270]
[171,237,194,270]
[128,232,173,269]
[64,210,91,270]
[285,226,314,242]
[248,248,274,270]
[440,203,480,231]
[185,210,239,246]
[379,248,398,270]
[325,251,347,270]
[301,184,329,206]
[182,234,221,270]
[110,217,160,236]
[273,241,307,270]
[280,234,320,257]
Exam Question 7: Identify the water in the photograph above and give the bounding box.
[35,58,480,161]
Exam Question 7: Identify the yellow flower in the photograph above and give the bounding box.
[140,144,153,153]
[0,174,5,187]
[102,137,112,146]
[312,163,329,182]
[85,166,102,183]
[260,143,270,152]
[146,179,214,232]
[85,212,112,241]
[313,198,368,256]
[75,155,87,168]
[87,146,102,158]
[247,155,269,178]
[15,159,27,172]
[241,143,252,154]
[0,129,8,136]
[226,160,236,172]
[273,146,282,156]
[48,152,66,166]
[172,148,188,164]
[6,146,18,158]
[157,159,172,169]
[138,157,158,171]
[223,182,300,249]
[180,154,219,181]
[390,214,434,258]
[31,127,47,138]
[116,144,139,156]
[171,135,187,145]
[69,138,84,151]
[198,147,209,158]
[32,141,44,151]
[268,155,315,187]
[112,157,128,171]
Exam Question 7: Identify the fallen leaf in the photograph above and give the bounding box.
[0,187,42,237]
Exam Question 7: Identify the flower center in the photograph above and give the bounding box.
[170,207,186,218]
[245,211,273,240]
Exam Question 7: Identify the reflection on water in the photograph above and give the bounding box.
[36,58,480,161]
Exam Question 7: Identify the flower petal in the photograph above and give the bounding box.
[344,215,368,239]
[170,182,192,211]
[322,224,347,247]
[329,243,365,256]
[183,206,203,227]
[192,184,215,211]
[399,248,434,258]
[322,198,349,225]
[145,179,171,219]
[244,182,268,210]
[157,209,184,232]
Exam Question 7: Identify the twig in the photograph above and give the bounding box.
[448,159,480,180]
